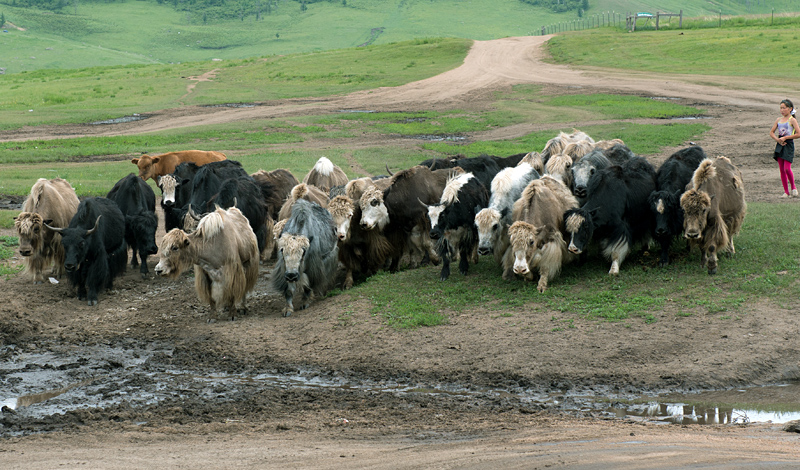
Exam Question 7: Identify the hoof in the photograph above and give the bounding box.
[283,310,293,317]
[87,299,98,306]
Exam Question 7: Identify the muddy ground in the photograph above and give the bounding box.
[1,36,800,468]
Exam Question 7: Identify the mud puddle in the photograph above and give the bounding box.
[89,114,149,125]
[2,343,799,437]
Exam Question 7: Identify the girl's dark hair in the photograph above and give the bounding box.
[781,99,794,110]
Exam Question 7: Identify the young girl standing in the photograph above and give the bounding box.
[771,99,800,197]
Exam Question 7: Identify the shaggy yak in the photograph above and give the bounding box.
[15,178,80,284]
[680,156,746,275]
[272,199,339,317]
[302,156,349,193]
[155,207,260,321]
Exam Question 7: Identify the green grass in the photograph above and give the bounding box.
[0,37,471,130]
[346,202,800,328]
[0,210,16,229]
[0,235,22,277]
[547,26,800,78]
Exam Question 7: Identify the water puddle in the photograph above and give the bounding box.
[200,103,257,108]
[409,134,467,142]
[667,116,713,120]
[2,345,799,434]
[89,114,149,125]
[651,96,682,101]
[337,109,376,113]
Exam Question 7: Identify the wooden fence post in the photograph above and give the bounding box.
[679,10,682,28]
[656,12,660,30]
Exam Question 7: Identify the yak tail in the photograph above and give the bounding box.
[692,159,716,188]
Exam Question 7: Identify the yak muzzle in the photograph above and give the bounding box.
[477,246,492,256]
[285,272,299,283]
[574,187,587,198]
[19,248,32,257]
[684,231,701,240]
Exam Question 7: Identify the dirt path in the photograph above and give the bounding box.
[2,37,800,468]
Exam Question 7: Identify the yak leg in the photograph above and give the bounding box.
[301,287,314,310]
[343,268,354,290]
[458,244,471,276]
[284,282,297,317]
[657,235,671,267]
[437,239,451,281]
[537,267,550,293]
[707,245,718,275]
[606,238,630,276]
[86,259,108,306]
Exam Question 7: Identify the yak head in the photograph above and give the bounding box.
[157,174,187,207]
[564,208,595,255]
[154,228,193,279]
[278,233,311,283]
[45,216,101,273]
[131,155,160,182]
[680,188,712,240]
[359,186,389,231]
[544,153,573,189]
[328,195,355,242]
[14,212,52,257]
[648,189,683,237]
[128,210,160,256]
[508,221,551,276]
[474,206,508,256]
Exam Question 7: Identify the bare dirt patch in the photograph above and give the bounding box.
[2,36,800,468]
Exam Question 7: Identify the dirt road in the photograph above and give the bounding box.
[2,36,799,468]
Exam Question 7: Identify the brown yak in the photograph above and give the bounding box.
[680,156,746,275]
[505,176,578,291]
[14,178,80,284]
[154,207,259,321]
[131,150,226,182]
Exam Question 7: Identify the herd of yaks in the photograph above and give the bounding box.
[13,130,747,320]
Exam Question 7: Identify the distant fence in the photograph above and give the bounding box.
[539,11,624,35]
[626,11,682,31]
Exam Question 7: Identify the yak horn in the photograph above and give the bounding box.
[188,204,203,221]
[385,164,394,176]
[43,222,65,234]
[85,216,101,236]
[418,197,429,209]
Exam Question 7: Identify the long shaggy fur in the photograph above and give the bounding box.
[272,199,339,316]
[680,156,746,274]
[278,183,330,221]
[155,207,259,320]
[15,178,80,283]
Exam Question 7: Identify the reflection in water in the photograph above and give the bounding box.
[611,402,800,424]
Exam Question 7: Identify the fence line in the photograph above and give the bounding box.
[539,11,623,35]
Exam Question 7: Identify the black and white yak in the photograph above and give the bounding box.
[423,172,489,281]
[563,156,657,275]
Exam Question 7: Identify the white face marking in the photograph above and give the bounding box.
[427,204,446,230]
[656,199,665,215]
[513,250,530,274]
[160,175,177,205]
[335,219,351,241]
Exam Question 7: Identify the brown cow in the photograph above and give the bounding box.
[505,176,578,290]
[131,150,226,182]
[277,183,330,221]
[14,178,80,284]
[680,156,746,275]
[302,156,348,193]
[154,207,259,321]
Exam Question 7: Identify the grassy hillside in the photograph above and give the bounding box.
[1,0,799,73]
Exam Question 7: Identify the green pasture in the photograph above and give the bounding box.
[348,202,800,329]
[2,1,798,74]
[548,25,800,78]
[0,37,471,130]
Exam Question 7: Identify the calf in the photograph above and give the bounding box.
[107,173,159,278]
[506,177,578,291]
[680,156,746,274]
[14,178,79,283]
[273,199,339,316]
[424,173,489,280]
[46,198,127,305]
[302,157,348,193]
[648,146,707,266]
[132,150,226,182]
[564,157,656,275]
[155,207,259,321]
